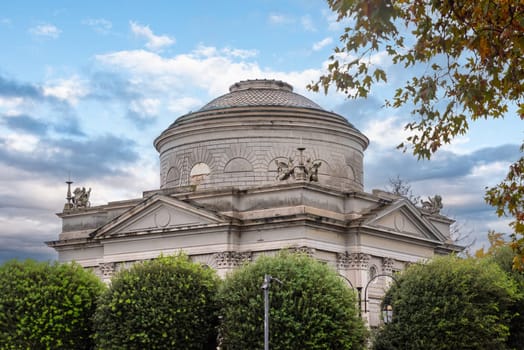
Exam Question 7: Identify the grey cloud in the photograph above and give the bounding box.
[364,143,520,249]
[0,75,43,99]
[418,144,520,181]
[2,113,85,137]
[0,133,139,180]
[88,71,154,127]
[88,71,141,101]
[0,246,57,264]
[3,114,49,134]
[52,114,85,136]
[0,207,59,263]
[334,96,383,130]
[0,231,57,264]
[126,110,158,128]
[365,143,521,187]
[0,194,55,211]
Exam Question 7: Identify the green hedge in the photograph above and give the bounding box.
[372,255,521,350]
[0,259,105,350]
[93,254,220,349]
[218,252,367,350]
[490,246,524,349]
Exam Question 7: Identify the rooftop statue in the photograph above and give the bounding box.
[64,180,91,211]
[421,195,443,214]
[73,187,91,208]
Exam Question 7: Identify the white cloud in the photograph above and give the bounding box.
[312,37,333,51]
[323,9,354,32]
[483,218,513,234]
[130,98,161,118]
[222,47,258,59]
[167,97,202,115]
[82,18,112,34]
[94,45,343,108]
[368,50,391,67]
[29,24,61,38]
[4,132,39,153]
[0,18,11,25]
[269,13,292,24]
[89,159,159,205]
[0,96,25,115]
[130,21,175,51]
[363,115,411,149]
[194,45,258,59]
[43,76,89,105]
[95,48,260,96]
[95,46,327,101]
[301,15,316,32]
[439,136,473,154]
[193,45,218,57]
[470,161,509,181]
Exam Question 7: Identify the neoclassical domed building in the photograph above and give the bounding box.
[47,79,461,325]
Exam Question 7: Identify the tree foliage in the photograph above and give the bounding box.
[475,233,524,349]
[486,154,524,270]
[372,255,521,350]
[218,252,367,350]
[474,230,508,258]
[93,254,220,350]
[0,259,105,350]
[311,0,524,268]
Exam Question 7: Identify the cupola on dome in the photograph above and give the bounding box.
[200,79,323,111]
[154,79,369,192]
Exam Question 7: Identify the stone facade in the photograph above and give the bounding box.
[47,79,462,327]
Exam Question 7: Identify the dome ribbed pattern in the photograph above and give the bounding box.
[199,79,323,111]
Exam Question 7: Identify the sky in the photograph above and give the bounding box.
[0,1,521,263]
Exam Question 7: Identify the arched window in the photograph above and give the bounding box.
[190,163,210,185]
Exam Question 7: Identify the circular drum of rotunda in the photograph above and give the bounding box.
[154,79,369,192]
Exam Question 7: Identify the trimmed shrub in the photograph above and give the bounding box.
[93,254,220,349]
[0,259,105,349]
[490,246,524,349]
[372,255,520,350]
[218,252,367,350]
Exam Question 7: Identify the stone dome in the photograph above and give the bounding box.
[200,80,323,111]
[154,79,369,192]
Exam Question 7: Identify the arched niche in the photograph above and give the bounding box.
[224,157,253,173]
[165,167,180,186]
[316,159,330,176]
[346,164,355,180]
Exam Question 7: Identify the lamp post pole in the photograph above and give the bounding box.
[262,274,270,350]
[261,274,282,350]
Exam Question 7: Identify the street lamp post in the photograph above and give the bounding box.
[261,274,282,350]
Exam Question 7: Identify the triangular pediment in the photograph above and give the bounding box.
[362,199,447,243]
[92,195,228,239]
